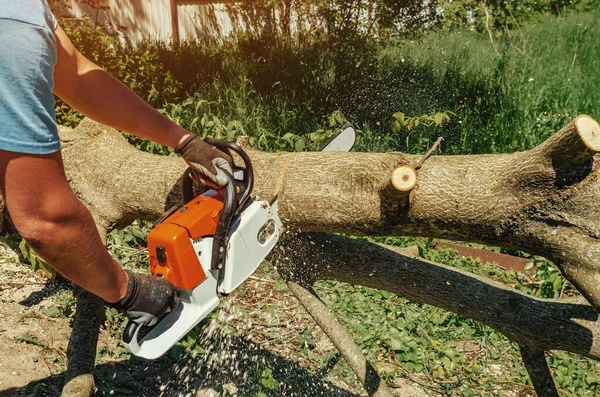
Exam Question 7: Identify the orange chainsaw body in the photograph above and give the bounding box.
[148,195,224,290]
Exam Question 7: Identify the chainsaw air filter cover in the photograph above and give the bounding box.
[148,195,223,290]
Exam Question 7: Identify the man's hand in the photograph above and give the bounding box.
[109,270,179,326]
[176,135,233,187]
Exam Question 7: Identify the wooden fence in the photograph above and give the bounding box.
[54,0,261,46]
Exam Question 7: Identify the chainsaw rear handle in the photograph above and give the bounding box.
[211,169,236,272]
[182,138,254,210]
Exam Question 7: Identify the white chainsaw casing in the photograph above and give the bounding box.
[122,238,218,359]
[217,199,282,294]
[124,199,281,359]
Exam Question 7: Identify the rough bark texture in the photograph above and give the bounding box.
[51,116,600,396]
[61,286,105,396]
[273,233,600,360]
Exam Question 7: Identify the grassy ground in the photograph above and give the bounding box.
[352,10,600,155]
[104,9,600,165]
[59,10,600,157]
[7,232,596,396]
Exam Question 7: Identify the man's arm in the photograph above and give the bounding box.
[52,25,188,148]
[52,24,233,186]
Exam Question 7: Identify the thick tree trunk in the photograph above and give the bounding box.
[53,116,600,396]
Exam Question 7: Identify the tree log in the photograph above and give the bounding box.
[273,233,600,360]
[51,116,600,395]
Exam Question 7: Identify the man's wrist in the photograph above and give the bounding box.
[163,123,192,149]
[177,133,193,147]
[107,269,135,308]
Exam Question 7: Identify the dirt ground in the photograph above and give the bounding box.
[0,246,72,396]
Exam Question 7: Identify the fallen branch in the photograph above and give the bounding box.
[286,281,396,397]
[519,347,559,397]
[62,286,105,397]
[274,233,600,360]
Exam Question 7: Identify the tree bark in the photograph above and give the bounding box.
[52,116,600,395]
[61,229,107,397]
[519,347,559,397]
[61,286,104,397]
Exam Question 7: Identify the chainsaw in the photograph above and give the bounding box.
[123,126,356,359]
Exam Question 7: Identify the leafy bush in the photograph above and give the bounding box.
[440,0,600,31]
[55,17,181,127]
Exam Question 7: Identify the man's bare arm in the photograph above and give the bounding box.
[52,24,189,148]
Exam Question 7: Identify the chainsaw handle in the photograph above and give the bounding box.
[180,138,251,274]
[182,139,253,210]
[210,169,237,272]
[181,167,196,203]
[204,138,254,209]
[181,165,237,273]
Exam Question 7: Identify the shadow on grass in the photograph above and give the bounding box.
[2,334,359,397]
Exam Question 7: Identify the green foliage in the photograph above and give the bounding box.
[107,220,152,269]
[55,17,181,128]
[57,4,600,157]
[42,292,76,319]
[346,9,600,154]
[260,367,279,390]
[103,307,127,339]
[440,0,600,31]
[391,110,455,133]
[18,239,56,281]
[107,220,150,248]
[16,332,49,349]
[298,329,316,350]
[158,79,348,153]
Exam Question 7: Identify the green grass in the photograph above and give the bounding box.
[370,9,600,153]
[57,10,600,158]
[126,9,600,158]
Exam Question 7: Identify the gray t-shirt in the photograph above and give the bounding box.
[0,0,60,154]
[0,0,57,29]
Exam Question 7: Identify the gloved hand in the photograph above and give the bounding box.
[109,270,179,326]
[175,135,233,187]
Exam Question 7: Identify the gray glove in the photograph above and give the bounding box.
[175,135,233,187]
[109,270,179,326]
